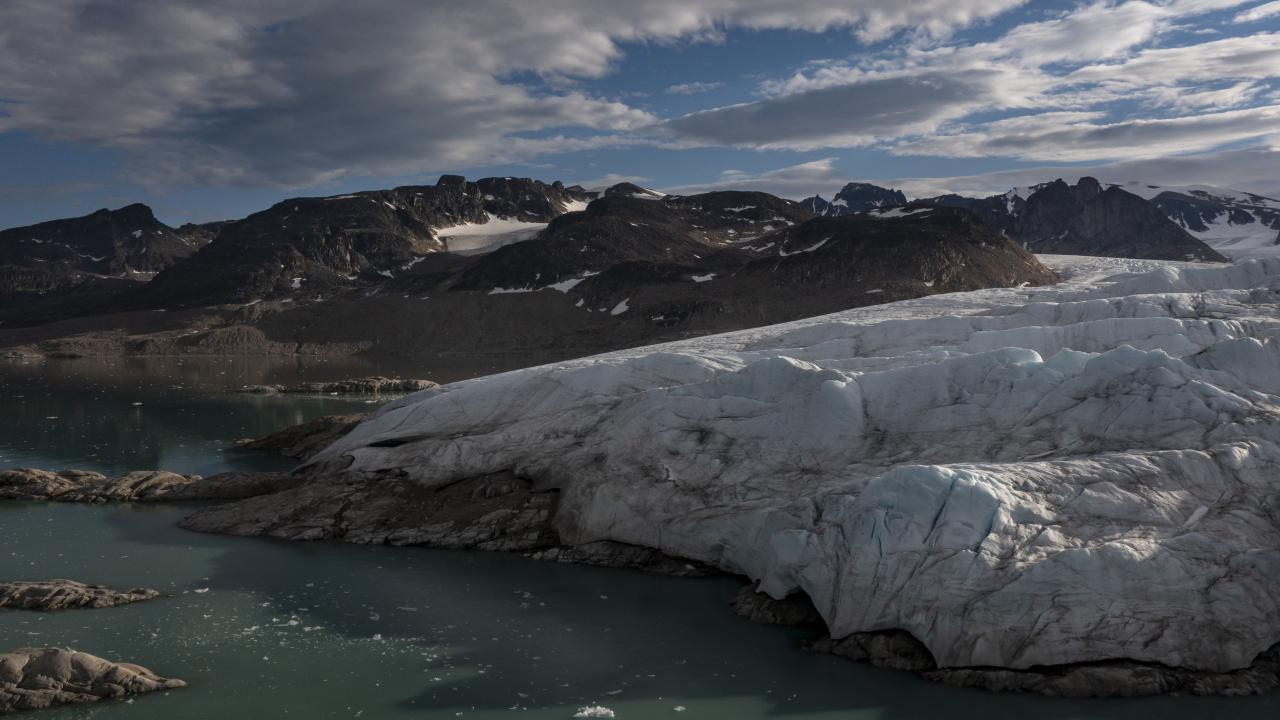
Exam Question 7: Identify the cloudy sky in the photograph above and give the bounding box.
[1,0,1278,227]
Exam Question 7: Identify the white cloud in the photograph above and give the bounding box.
[661,157,851,197]
[666,81,725,95]
[567,173,653,190]
[1235,1,1280,21]
[1064,32,1280,87]
[883,146,1280,200]
[895,105,1280,161]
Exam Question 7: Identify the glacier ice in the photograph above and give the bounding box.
[314,255,1280,673]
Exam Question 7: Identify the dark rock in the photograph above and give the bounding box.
[805,631,938,672]
[1015,178,1227,261]
[0,647,185,712]
[0,581,160,611]
[238,413,369,459]
[925,644,1280,697]
[730,585,823,627]
[826,182,908,215]
[179,471,561,551]
[152,471,303,502]
[528,541,718,577]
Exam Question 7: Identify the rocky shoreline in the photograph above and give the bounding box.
[0,467,302,503]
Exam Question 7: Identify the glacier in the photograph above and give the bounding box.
[309,254,1280,675]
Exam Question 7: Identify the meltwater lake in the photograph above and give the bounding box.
[2,357,1278,719]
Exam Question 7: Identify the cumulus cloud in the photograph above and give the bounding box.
[0,0,1023,188]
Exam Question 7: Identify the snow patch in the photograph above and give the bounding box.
[778,238,829,257]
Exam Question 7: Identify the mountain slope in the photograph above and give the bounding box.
[915,178,1227,262]
[1110,183,1280,259]
[1016,178,1227,262]
[0,204,208,293]
[139,176,593,307]
[444,190,811,293]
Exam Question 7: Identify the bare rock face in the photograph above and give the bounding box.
[146,471,304,503]
[0,469,103,500]
[239,378,437,395]
[238,413,369,459]
[731,586,823,627]
[0,581,160,611]
[179,471,560,551]
[805,632,939,673]
[0,647,185,712]
[0,467,298,503]
[528,541,717,577]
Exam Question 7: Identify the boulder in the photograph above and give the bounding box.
[0,647,185,712]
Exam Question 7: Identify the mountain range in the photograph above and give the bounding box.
[1,172,1274,364]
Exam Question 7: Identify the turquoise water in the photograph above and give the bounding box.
[2,358,1278,718]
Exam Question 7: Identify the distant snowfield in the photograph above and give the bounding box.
[320,254,1280,675]
[436,215,548,255]
[1107,182,1280,260]
[435,199,591,255]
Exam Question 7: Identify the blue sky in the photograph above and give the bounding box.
[1,0,1278,228]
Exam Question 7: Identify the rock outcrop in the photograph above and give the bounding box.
[237,413,369,459]
[239,378,436,395]
[179,471,561,550]
[0,581,160,611]
[0,648,185,712]
[0,468,299,503]
[731,586,823,627]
